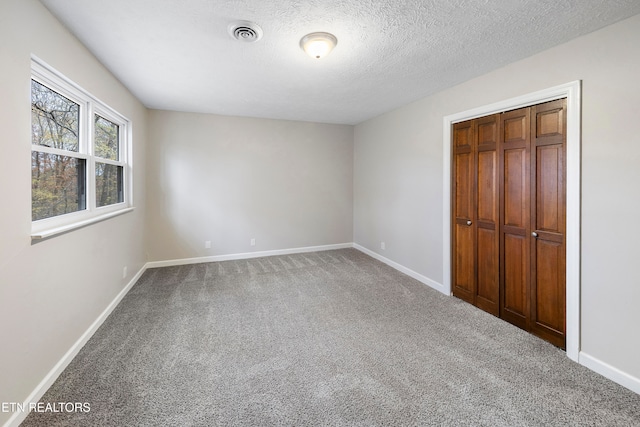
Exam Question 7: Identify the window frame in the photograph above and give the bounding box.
[31,56,133,239]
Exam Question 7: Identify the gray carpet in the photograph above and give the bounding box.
[21,248,640,426]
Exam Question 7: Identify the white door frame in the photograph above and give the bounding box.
[442,81,581,361]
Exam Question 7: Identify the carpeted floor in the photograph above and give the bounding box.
[21,248,640,426]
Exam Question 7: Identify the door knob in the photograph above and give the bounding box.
[466,220,472,226]
[532,232,538,238]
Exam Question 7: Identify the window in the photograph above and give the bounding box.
[31,57,132,238]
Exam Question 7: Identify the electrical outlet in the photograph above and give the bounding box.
[381,241,386,250]
[205,240,211,249]
[122,266,127,279]
[250,238,256,246]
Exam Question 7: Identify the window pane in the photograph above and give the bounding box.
[32,152,86,221]
[31,80,80,152]
[96,163,123,207]
[94,115,119,160]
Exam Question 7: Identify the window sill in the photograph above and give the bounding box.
[31,207,135,241]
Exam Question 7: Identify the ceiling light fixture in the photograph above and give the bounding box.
[300,32,337,59]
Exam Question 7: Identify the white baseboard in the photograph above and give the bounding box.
[353,243,448,295]
[3,265,147,427]
[145,243,353,268]
[579,352,640,395]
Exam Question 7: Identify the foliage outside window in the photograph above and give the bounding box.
[31,58,131,237]
[94,115,124,208]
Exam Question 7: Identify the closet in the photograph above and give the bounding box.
[452,99,566,349]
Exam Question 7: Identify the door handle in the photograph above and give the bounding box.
[466,220,472,226]
[532,232,538,238]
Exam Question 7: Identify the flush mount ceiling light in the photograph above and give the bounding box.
[228,20,263,42]
[300,32,337,59]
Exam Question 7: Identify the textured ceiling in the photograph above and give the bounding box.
[39,0,640,125]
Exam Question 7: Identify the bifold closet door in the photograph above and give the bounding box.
[530,99,567,348]
[452,99,566,349]
[452,115,500,316]
[499,107,531,330]
[452,120,476,305]
[475,115,500,315]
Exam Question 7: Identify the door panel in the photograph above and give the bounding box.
[455,223,475,298]
[478,119,498,147]
[477,151,497,223]
[537,146,562,232]
[452,120,476,304]
[475,115,499,315]
[504,149,528,227]
[535,240,563,331]
[530,99,566,348]
[504,115,527,143]
[477,227,499,314]
[501,146,529,327]
[503,234,528,323]
[455,152,473,220]
[455,123,473,149]
[500,108,530,330]
[536,107,564,138]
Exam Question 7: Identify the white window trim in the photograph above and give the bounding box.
[30,55,133,240]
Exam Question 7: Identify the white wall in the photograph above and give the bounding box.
[0,1,148,425]
[354,14,640,383]
[146,111,353,262]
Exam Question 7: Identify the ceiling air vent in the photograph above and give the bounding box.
[228,21,263,42]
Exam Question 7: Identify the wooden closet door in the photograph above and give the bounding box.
[530,99,567,348]
[475,115,500,315]
[452,115,499,314]
[499,107,531,330]
[452,120,476,304]
[452,101,567,349]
